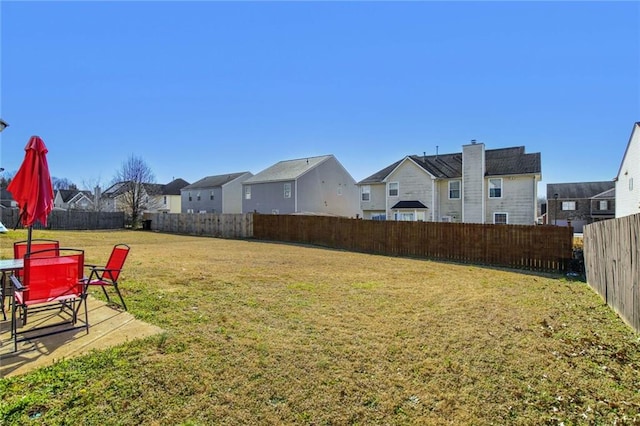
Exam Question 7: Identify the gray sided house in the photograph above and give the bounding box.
[242,155,360,217]
[181,172,253,214]
[547,181,615,232]
[358,142,541,225]
[53,189,94,211]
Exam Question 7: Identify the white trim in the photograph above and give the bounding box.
[448,180,461,199]
[488,178,503,199]
[388,182,399,197]
[493,212,508,224]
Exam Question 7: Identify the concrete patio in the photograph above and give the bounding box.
[0,296,163,378]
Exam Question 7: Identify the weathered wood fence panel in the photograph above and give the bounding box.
[584,214,640,332]
[1,209,125,230]
[146,213,253,239]
[253,215,573,273]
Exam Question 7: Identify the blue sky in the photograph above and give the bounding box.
[1,1,638,197]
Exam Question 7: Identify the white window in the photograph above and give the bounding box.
[388,182,399,197]
[210,191,214,201]
[361,185,370,201]
[562,201,576,210]
[272,209,279,214]
[599,200,608,210]
[284,183,292,198]
[493,212,508,225]
[489,179,502,198]
[337,186,342,196]
[163,196,167,205]
[448,180,461,199]
[187,208,194,213]
[396,212,414,221]
[630,178,634,191]
[188,192,192,202]
[197,192,201,201]
[441,216,452,222]
[244,186,251,200]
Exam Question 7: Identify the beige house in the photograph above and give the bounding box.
[102,178,189,214]
[357,142,541,225]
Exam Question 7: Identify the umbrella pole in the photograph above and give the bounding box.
[27,226,33,255]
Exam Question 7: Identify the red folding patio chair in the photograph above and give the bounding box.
[1,239,60,321]
[10,248,88,352]
[86,244,130,310]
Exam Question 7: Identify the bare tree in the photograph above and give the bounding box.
[112,155,156,228]
[52,177,77,190]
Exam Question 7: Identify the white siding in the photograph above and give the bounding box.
[437,179,463,222]
[385,159,433,220]
[462,143,485,223]
[359,183,386,213]
[616,124,640,218]
[485,175,538,225]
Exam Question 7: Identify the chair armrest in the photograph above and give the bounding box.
[10,274,24,291]
[85,263,98,268]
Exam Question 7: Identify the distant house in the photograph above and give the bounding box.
[152,178,190,213]
[0,188,17,209]
[53,189,94,211]
[547,181,615,232]
[242,155,359,217]
[615,122,640,218]
[102,179,189,214]
[357,142,541,225]
[181,172,252,214]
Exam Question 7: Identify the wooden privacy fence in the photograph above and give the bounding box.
[253,215,574,273]
[584,214,640,333]
[1,209,125,230]
[146,213,253,239]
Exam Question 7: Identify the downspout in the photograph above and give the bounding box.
[294,179,298,213]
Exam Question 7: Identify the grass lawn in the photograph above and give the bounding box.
[1,229,639,425]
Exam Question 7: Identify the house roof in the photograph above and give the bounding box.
[546,181,615,199]
[615,122,640,180]
[182,173,249,190]
[162,178,190,195]
[391,200,428,209]
[57,189,92,203]
[592,188,615,199]
[103,179,189,197]
[358,146,541,184]
[244,155,333,184]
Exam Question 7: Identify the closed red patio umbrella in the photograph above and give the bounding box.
[7,135,55,254]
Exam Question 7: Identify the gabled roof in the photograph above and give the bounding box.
[547,181,615,199]
[182,172,250,190]
[162,178,190,195]
[358,146,540,184]
[244,155,333,184]
[57,189,92,203]
[592,188,615,199]
[391,200,428,209]
[103,181,164,197]
[615,122,640,180]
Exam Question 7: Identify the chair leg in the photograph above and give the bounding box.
[113,285,127,311]
[101,286,112,303]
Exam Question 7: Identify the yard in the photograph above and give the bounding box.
[1,230,639,425]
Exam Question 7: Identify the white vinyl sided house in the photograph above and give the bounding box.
[357,141,541,225]
[615,122,640,218]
